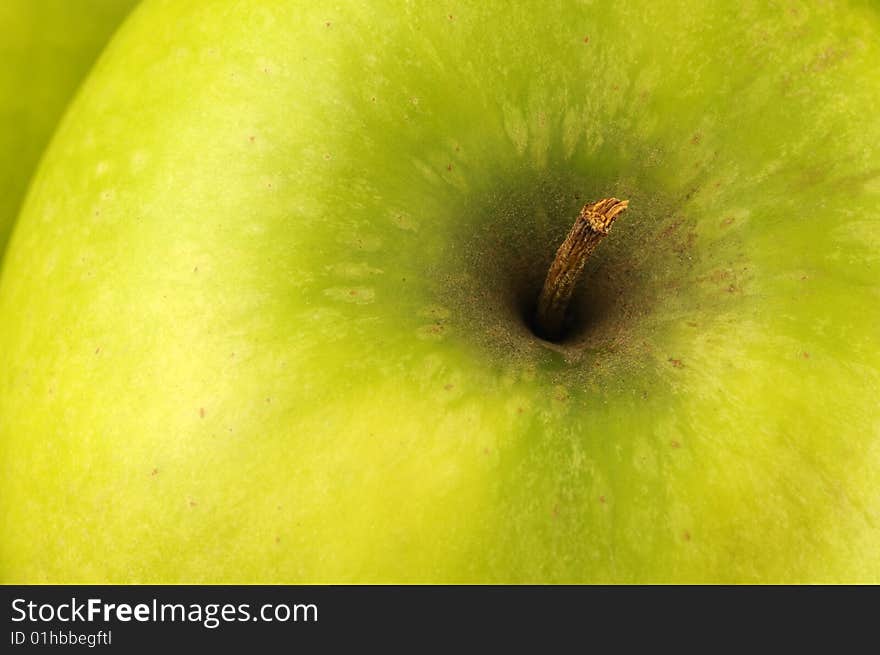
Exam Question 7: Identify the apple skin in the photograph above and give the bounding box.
[0,0,139,256]
[1,0,879,583]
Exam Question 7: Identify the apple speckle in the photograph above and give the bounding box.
[552,385,569,403]
[324,287,376,304]
[583,36,589,44]
[390,212,418,231]
[668,358,684,368]
[151,468,158,477]
[95,347,101,354]
[683,531,691,542]
[671,441,680,449]
[189,499,198,508]
[599,496,606,504]
[802,352,810,359]
[446,164,453,171]
[199,407,205,418]
[419,304,451,320]
[417,323,447,340]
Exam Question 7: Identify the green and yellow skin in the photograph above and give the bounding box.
[1,0,879,583]
[0,0,139,257]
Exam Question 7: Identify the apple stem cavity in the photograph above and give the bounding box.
[534,197,629,341]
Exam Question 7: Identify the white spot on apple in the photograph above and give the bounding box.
[330,262,384,277]
[323,287,375,304]
[502,104,528,155]
[130,150,150,173]
[561,109,581,159]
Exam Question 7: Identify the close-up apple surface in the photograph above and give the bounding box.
[1,0,878,583]
[0,0,139,256]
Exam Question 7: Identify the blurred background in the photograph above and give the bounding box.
[0,0,139,258]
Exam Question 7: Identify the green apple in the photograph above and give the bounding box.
[0,0,139,256]
[1,0,879,583]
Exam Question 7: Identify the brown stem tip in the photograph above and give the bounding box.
[534,197,629,341]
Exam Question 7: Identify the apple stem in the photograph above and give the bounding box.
[534,197,629,341]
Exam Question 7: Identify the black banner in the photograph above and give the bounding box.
[1,585,873,650]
